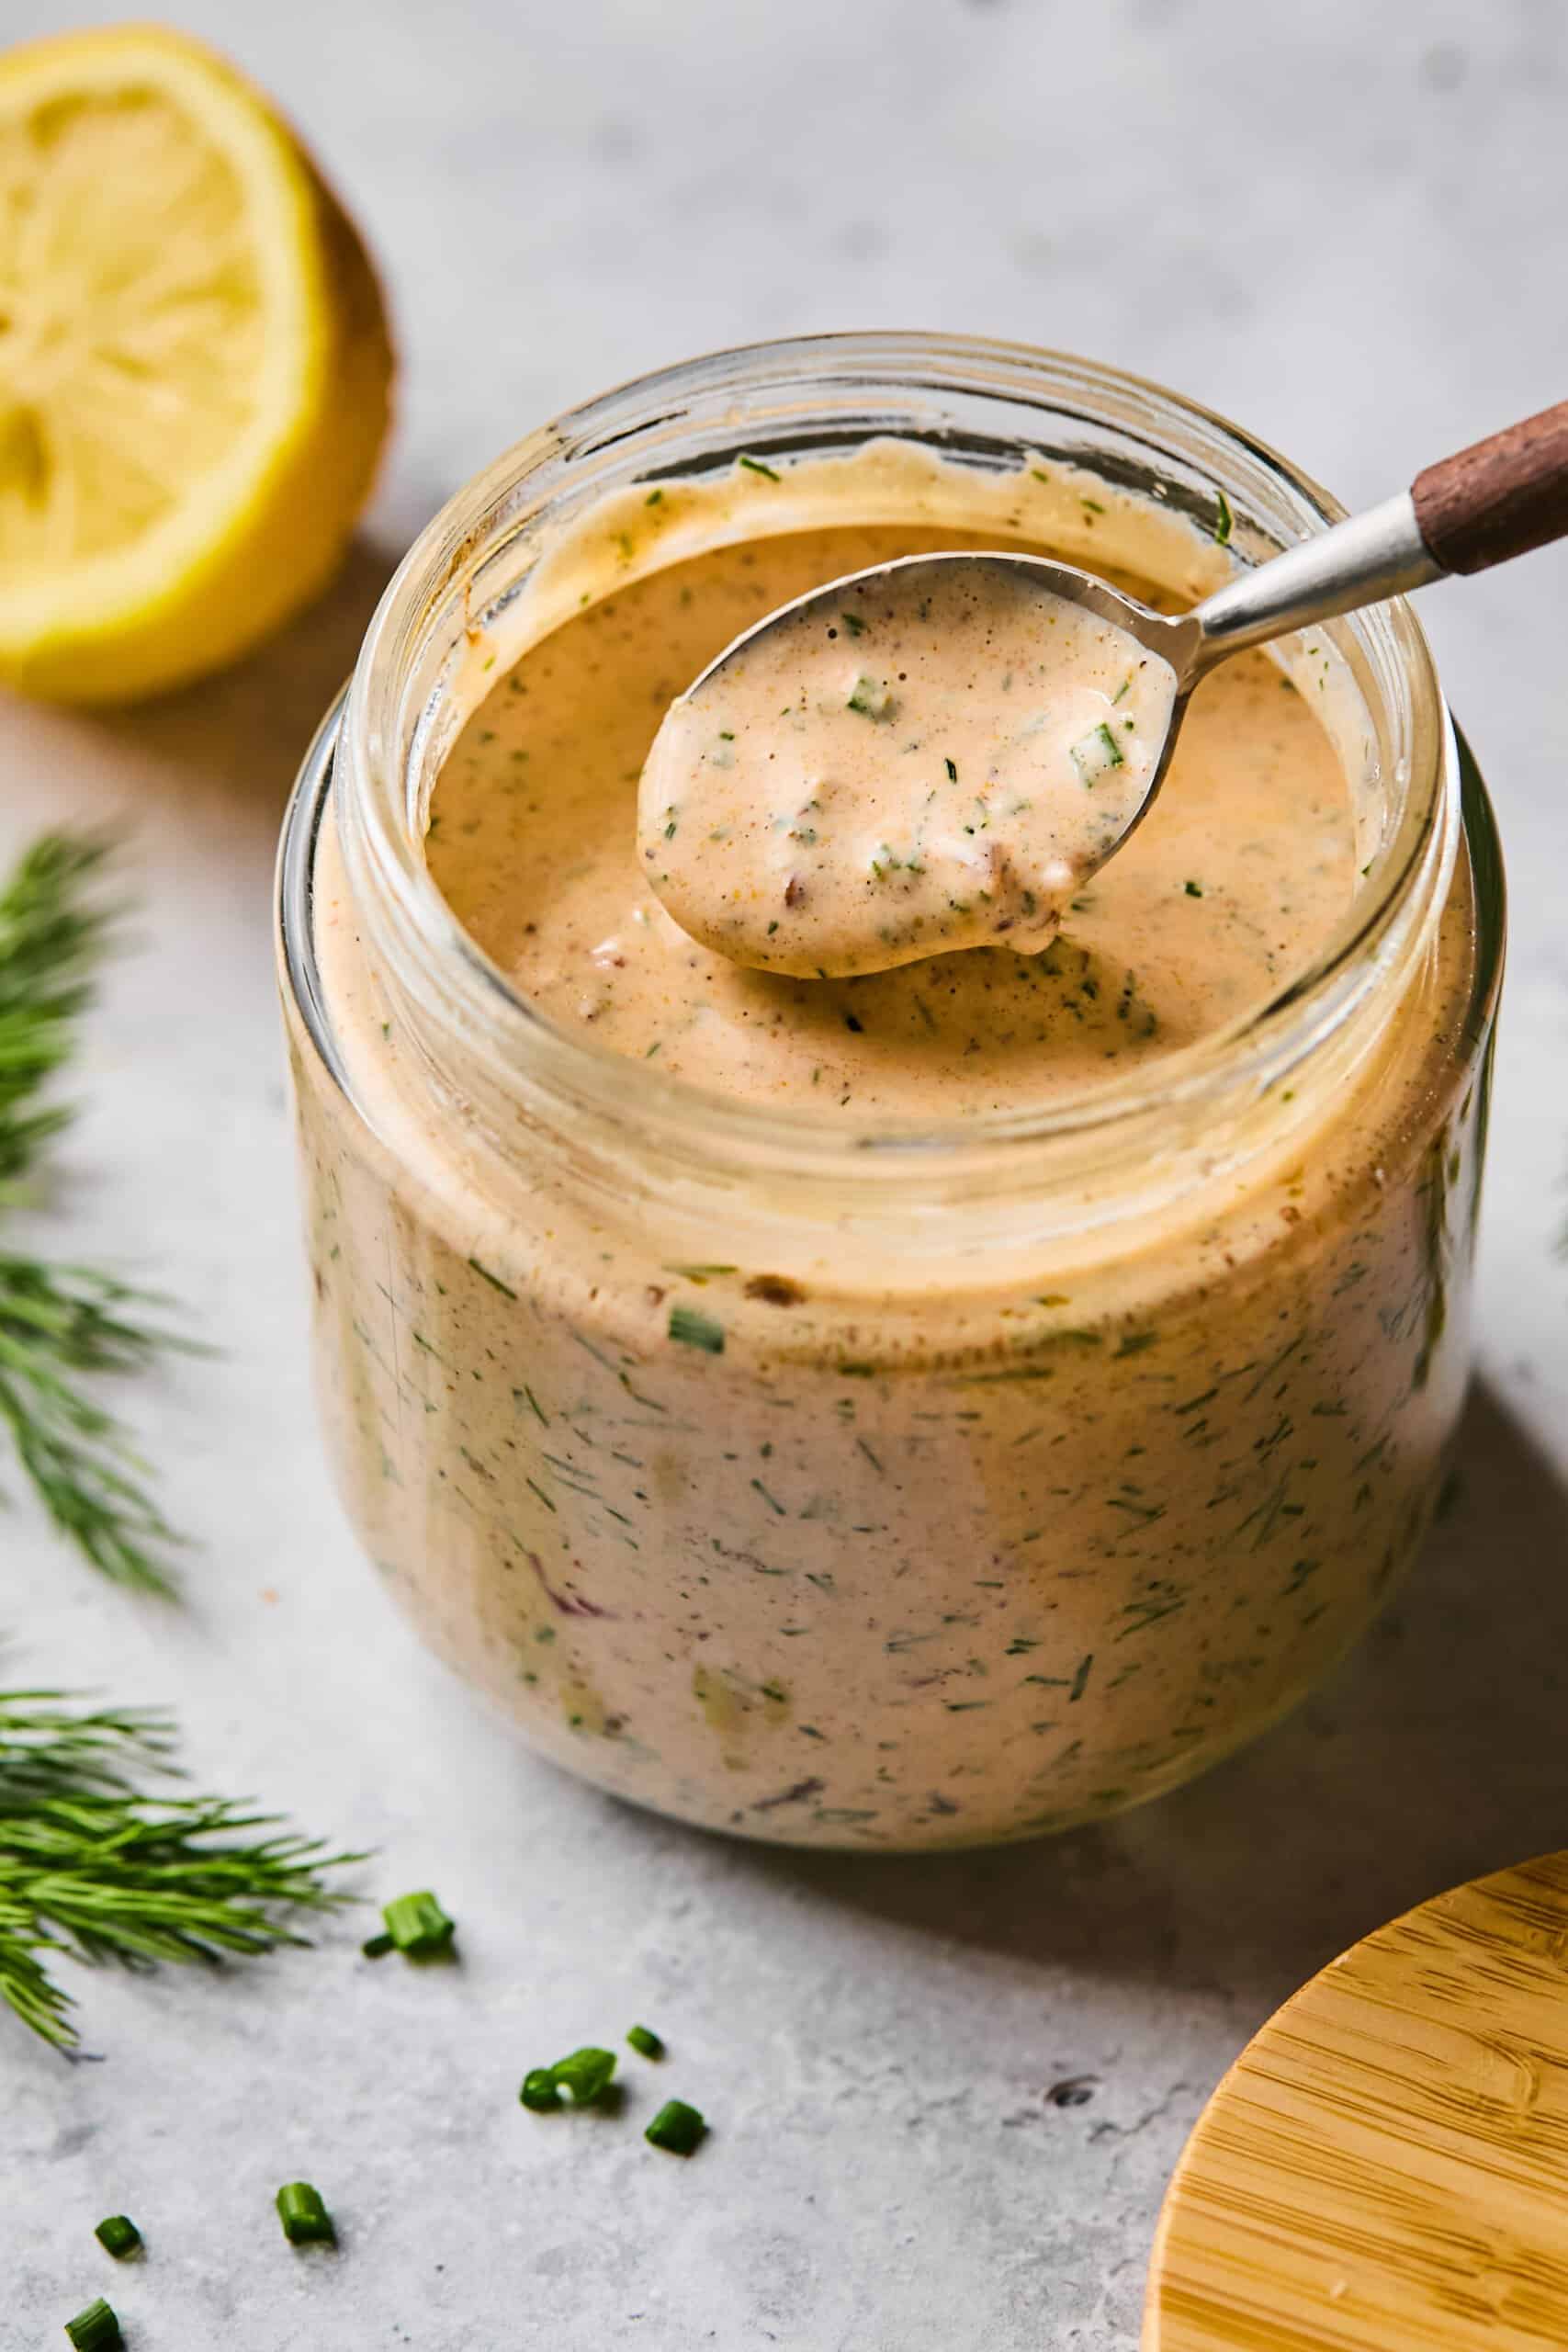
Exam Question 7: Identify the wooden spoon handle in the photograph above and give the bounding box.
[1412,397,1568,574]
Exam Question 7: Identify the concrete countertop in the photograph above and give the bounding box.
[6,1,1567,2343]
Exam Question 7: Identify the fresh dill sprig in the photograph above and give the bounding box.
[0,833,118,1194]
[0,831,193,1591]
[0,1258,189,1593]
[0,1690,362,2051]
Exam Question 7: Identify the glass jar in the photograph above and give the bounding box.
[276,334,1504,1850]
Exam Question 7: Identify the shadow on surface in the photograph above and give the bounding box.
[4,535,403,886]
[89,535,401,813]
[746,1378,1568,2015]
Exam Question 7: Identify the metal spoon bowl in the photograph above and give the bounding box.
[680,490,1440,874]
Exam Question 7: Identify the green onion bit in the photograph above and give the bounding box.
[380,1889,457,1957]
[64,2301,122,2351]
[276,2181,335,2245]
[626,2024,665,2060]
[521,2066,563,2112]
[361,1930,395,1959]
[93,2216,141,2260]
[669,1305,725,1354]
[550,2045,618,2105]
[645,2098,707,2155]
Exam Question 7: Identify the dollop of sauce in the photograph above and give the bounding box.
[637,556,1178,978]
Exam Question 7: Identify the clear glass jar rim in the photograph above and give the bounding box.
[336,329,1451,1177]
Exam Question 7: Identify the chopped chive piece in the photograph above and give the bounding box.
[944,757,958,782]
[645,2098,706,2155]
[739,453,780,481]
[551,2045,617,2105]
[276,2182,334,2245]
[521,2067,563,2111]
[1184,879,1203,898]
[670,1304,725,1354]
[626,2023,665,2059]
[93,2217,141,2260]
[847,674,893,718]
[840,610,866,636]
[64,2300,121,2351]
[645,487,664,505]
[1213,489,1234,546]
[1070,722,1125,785]
[380,1889,456,1957]
[361,1930,395,1959]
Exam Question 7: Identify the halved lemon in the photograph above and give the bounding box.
[0,24,394,704]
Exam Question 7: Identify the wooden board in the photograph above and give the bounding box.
[1144,1852,1568,2351]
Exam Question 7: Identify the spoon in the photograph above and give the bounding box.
[638,398,1568,979]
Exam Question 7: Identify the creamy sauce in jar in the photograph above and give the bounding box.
[290,439,1491,1850]
[434,525,1350,1119]
[637,557,1178,977]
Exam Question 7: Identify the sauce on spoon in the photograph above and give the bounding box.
[637,555,1178,978]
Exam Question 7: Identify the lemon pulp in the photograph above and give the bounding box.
[0,27,393,704]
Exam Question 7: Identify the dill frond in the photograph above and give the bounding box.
[0,832,192,1589]
[0,1690,362,2051]
[0,832,118,1193]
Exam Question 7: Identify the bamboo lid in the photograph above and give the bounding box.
[1144,1850,1568,2350]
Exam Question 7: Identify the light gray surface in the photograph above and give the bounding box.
[5,2,1567,2344]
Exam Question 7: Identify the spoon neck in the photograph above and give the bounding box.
[1188,491,1444,674]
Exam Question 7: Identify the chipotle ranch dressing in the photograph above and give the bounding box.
[429,501,1349,1119]
[637,560,1179,978]
[293,441,1487,1849]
